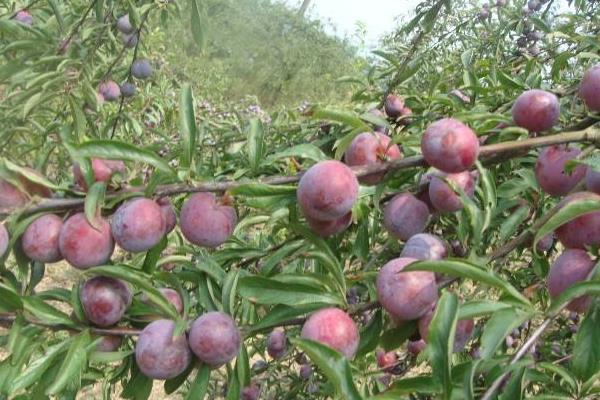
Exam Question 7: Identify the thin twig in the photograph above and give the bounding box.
[0,313,141,336]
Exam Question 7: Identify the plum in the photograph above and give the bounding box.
[306,212,352,237]
[535,145,586,196]
[98,81,121,102]
[535,232,554,252]
[0,224,8,258]
[555,192,600,248]
[59,213,114,269]
[407,339,427,355]
[301,308,359,359]
[159,288,183,314]
[297,160,359,221]
[188,312,241,367]
[267,328,287,359]
[96,335,122,352]
[121,32,138,48]
[421,118,479,173]
[418,305,474,352]
[157,197,177,234]
[428,171,476,213]
[0,169,52,209]
[135,319,192,380]
[80,276,132,327]
[400,233,448,260]
[384,95,404,119]
[547,249,594,312]
[580,65,600,112]
[376,349,397,370]
[120,82,136,98]
[241,383,260,400]
[116,14,133,34]
[299,363,313,380]
[383,193,430,241]
[131,59,153,80]
[73,158,126,191]
[585,168,600,194]
[512,89,560,132]
[13,10,32,26]
[344,132,402,185]
[180,193,237,247]
[376,257,438,321]
[111,198,165,252]
[22,214,63,263]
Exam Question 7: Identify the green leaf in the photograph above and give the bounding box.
[84,182,106,230]
[228,183,296,197]
[22,296,74,326]
[458,300,512,320]
[10,339,71,393]
[536,363,577,392]
[184,364,210,400]
[46,330,92,395]
[142,235,168,274]
[479,308,531,360]
[191,0,207,50]
[246,303,324,334]
[534,196,600,251]
[499,206,529,241]
[266,144,327,162]
[311,107,370,131]
[426,292,458,399]
[238,276,344,306]
[246,119,265,172]
[4,160,62,191]
[404,259,531,307]
[369,376,440,398]
[291,338,362,400]
[547,281,600,316]
[572,304,600,381]
[356,309,382,356]
[0,284,23,312]
[380,320,417,351]
[179,85,196,169]
[221,269,240,315]
[74,140,173,174]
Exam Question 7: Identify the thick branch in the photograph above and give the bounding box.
[2,127,599,217]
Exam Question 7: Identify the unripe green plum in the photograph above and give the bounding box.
[535,145,586,196]
[428,171,476,213]
[135,319,192,380]
[376,257,438,321]
[512,89,559,132]
[344,132,402,185]
[547,249,594,313]
[80,276,132,327]
[180,193,237,247]
[580,65,600,112]
[297,160,358,221]
[555,192,600,248]
[189,312,241,367]
[59,213,114,269]
[22,214,63,263]
[301,308,359,359]
[111,198,165,253]
[131,59,153,80]
[383,193,430,241]
[421,118,479,173]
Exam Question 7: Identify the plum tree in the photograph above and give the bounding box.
[383,193,430,241]
[580,65,600,112]
[418,305,474,352]
[535,145,586,196]
[301,308,359,359]
[306,212,352,237]
[0,224,8,258]
[547,249,594,313]
[384,94,404,119]
[22,214,63,263]
[13,10,33,26]
[120,82,136,97]
[428,171,476,212]
[116,14,133,34]
[73,158,126,190]
[157,197,177,234]
[376,257,438,321]
[297,160,358,221]
[267,328,287,359]
[180,193,237,247]
[188,311,241,367]
[585,168,600,194]
[131,59,153,80]
[400,233,448,260]
[135,319,192,380]
[555,192,600,248]
[511,89,560,132]
[96,335,122,352]
[420,118,480,173]
[80,276,132,327]
[59,213,114,269]
[98,81,121,102]
[111,198,166,252]
[344,132,402,185]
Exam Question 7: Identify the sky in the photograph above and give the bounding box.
[283,0,422,47]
